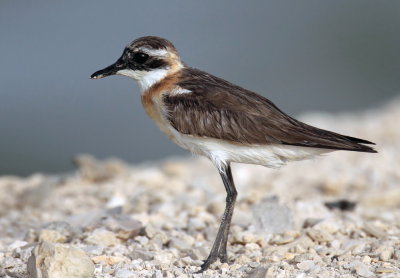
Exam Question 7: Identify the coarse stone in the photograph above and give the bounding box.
[39,229,68,243]
[232,231,263,245]
[101,214,142,240]
[19,176,60,207]
[378,246,394,261]
[306,228,333,243]
[73,154,127,183]
[91,255,124,265]
[169,234,195,252]
[252,196,293,235]
[362,222,387,238]
[187,217,206,231]
[361,256,371,264]
[354,262,374,278]
[296,260,315,271]
[302,218,322,229]
[153,252,174,265]
[130,249,154,261]
[312,219,340,234]
[85,228,120,246]
[114,268,136,278]
[24,229,38,243]
[144,224,157,239]
[375,267,395,274]
[27,241,94,278]
[269,233,296,245]
[294,254,314,264]
[82,245,104,256]
[41,221,78,242]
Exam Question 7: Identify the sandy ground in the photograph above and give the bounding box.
[1,99,400,278]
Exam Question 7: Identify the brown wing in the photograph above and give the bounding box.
[163,68,376,153]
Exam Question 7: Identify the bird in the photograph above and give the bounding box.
[90,36,377,272]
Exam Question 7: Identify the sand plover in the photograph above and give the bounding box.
[91,36,376,271]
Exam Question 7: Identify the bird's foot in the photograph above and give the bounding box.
[195,255,218,273]
[218,249,228,263]
[195,251,230,273]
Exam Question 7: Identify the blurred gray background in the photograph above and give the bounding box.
[1,1,399,176]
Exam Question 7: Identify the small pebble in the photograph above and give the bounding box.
[375,267,394,274]
[85,228,120,246]
[306,228,333,243]
[354,262,374,278]
[362,222,387,238]
[296,260,315,271]
[379,246,393,261]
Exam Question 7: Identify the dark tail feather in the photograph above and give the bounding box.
[350,143,377,153]
[284,135,378,153]
[343,135,377,153]
[344,135,376,145]
[283,118,378,153]
[285,141,378,153]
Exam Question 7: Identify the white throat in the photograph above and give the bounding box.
[117,68,169,93]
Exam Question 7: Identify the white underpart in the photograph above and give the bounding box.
[154,112,332,171]
[117,68,169,92]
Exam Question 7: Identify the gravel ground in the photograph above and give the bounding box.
[1,99,400,278]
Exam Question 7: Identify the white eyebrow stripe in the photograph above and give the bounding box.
[140,48,169,57]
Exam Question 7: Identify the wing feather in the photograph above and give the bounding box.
[163,68,377,153]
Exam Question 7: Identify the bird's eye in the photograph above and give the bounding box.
[133,52,149,64]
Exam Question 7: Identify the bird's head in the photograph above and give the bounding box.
[91,36,183,91]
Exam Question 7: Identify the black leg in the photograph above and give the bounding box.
[198,163,237,272]
[217,166,236,263]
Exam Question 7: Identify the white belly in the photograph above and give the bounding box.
[167,125,331,170]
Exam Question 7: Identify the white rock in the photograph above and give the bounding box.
[379,246,394,261]
[114,268,135,278]
[296,260,315,272]
[144,224,157,239]
[232,231,263,244]
[248,266,267,278]
[187,217,206,231]
[8,240,28,251]
[37,221,78,243]
[85,228,120,246]
[362,222,387,238]
[91,255,124,265]
[354,262,374,278]
[153,252,174,265]
[39,229,68,243]
[130,249,154,261]
[252,196,293,235]
[82,245,104,256]
[362,255,371,264]
[169,235,194,251]
[306,228,333,243]
[152,270,163,278]
[102,214,142,240]
[270,234,296,245]
[27,241,94,278]
[313,219,340,234]
[73,154,127,182]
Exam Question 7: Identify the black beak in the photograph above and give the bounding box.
[90,56,126,79]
